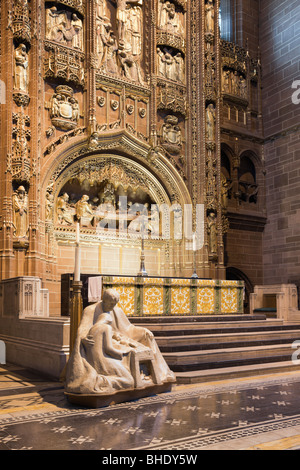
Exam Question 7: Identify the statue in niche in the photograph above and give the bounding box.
[174,52,185,82]
[157,47,166,76]
[222,70,230,94]
[161,115,182,155]
[157,48,184,83]
[99,183,116,210]
[56,193,74,226]
[159,0,170,28]
[46,192,54,221]
[75,195,93,223]
[65,289,176,396]
[238,76,247,98]
[71,13,84,50]
[207,211,217,256]
[96,0,107,19]
[205,0,215,34]
[158,1,183,35]
[115,1,143,83]
[206,104,216,141]
[221,174,230,212]
[114,0,143,46]
[12,186,28,239]
[96,0,116,70]
[127,5,142,57]
[96,20,111,68]
[232,71,239,95]
[14,44,29,93]
[105,32,119,74]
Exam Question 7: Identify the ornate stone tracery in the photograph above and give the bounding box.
[0,0,265,283]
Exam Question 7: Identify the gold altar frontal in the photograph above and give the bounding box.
[102,276,244,316]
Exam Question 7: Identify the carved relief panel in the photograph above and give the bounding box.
[44,2,85,88]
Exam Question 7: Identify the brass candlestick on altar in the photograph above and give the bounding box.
[191,232,199,279]
[137,216,148,277]
[70,221,83,354]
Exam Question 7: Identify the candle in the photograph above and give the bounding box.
[74,245,81,282]
[76,221,80,244]
[193,232,196,252]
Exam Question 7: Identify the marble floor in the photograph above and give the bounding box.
[1,363,300,451]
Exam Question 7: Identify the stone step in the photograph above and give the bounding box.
[131,314,266,324]
[133,316,300,384]
[135,319,284,332]
[156,329,300,352]
[148,322,300,337]
[175,361,300,384]
[163,343,295,371]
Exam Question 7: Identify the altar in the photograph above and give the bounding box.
[63,274,244,316]
[104,276,244,316]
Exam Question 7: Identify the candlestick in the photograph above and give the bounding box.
[191,232,198,279]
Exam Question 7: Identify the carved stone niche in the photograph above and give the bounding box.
[49,85,80,131]
[52,0,85,17]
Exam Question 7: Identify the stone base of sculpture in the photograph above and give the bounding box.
[64,289,176,408]
[65,381,173,408]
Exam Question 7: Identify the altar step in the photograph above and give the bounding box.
[131,316,300,384]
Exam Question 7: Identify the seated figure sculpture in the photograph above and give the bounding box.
[65,289,176,402]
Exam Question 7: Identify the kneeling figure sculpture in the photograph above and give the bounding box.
[65,289,176,407]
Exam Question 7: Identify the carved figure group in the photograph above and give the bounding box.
[56,193,74,226]
[46,6,84,50]
[65,289,175,395]
[96,0,144,83]
[75,195,94,222]
[222,69,248,99]
[157,48,185,83]
[158,0,184,36]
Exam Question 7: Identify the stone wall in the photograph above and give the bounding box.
[260,0,300,285]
